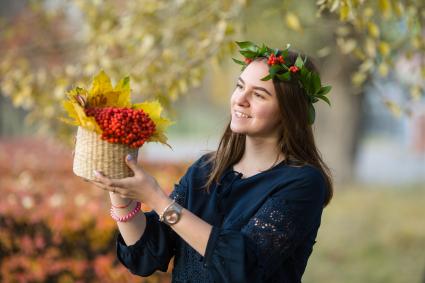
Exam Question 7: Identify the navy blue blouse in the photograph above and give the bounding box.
[116,154,327,283]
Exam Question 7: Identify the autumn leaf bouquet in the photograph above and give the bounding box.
[61,71,173,180]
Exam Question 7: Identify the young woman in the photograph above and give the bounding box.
[91,42,333,283]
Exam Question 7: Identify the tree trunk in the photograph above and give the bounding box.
[314,51,365,184]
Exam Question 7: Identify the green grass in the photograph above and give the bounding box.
[303,185,425,283]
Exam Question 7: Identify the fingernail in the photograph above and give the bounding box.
[93,170,100,177]
[127,154,133,161]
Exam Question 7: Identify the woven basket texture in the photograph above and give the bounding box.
[73,127,138,180]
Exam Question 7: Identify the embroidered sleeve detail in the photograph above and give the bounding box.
[241,198,300,264]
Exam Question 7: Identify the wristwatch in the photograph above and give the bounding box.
[159,200,183,225]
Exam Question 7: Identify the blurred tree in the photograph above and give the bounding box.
[0,0,246,140]
[298,0,424,180]
[317,0,424,114]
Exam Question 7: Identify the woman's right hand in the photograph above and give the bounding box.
[89,154,169,208]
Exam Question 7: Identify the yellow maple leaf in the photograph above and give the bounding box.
[114,76,131,108]
[89,71,113,96]
[133,100,174,146]
[133,100,163,120]
[61,100,102,133]
[86,71,118,107]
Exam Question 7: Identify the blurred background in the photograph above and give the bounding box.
[0,0,424,282]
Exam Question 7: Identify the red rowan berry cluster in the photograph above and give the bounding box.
[289,66,300,73]
[267,53,284,65]
[85,107,156,148]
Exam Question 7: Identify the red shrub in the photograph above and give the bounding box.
[0,137,187,282]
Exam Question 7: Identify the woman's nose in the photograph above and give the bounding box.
[234,90,250,106]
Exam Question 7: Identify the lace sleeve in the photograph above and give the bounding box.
[241,197,314,269]
[202,169,326,283]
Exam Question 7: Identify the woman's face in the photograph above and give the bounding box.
[230,59,282,139]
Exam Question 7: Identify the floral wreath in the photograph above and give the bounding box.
[232,41,331,124]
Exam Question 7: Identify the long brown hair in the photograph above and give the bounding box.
[203,51,333,207]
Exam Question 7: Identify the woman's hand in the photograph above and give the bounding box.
[90,155,166,205]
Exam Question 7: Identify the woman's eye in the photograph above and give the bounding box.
[254,93,265,99]
[236,84,243,89]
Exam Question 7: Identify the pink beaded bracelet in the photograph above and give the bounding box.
[110,201,141,222]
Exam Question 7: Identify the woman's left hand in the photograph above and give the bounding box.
[90,154,165,204]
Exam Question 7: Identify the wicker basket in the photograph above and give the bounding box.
[73,126,139,180]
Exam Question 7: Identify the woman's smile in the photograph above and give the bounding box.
[234,110,252,119]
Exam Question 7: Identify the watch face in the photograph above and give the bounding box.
[164,211,180,224]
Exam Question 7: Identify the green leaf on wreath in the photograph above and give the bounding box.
[317,94,331,106]
[281,64,289,70]
[276,72,291,81]
[236,41,256,50]
[318,85,332,96]
[312,72,321,94]
[261,74,273,81]
[308,104,316,125]
[259,45,267,54]
[232,58,246,65]
[240,50,257,58]
[295,55,304,68]
[269,64,283,76]
[305,72,313,94]
[300,66,308,77]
